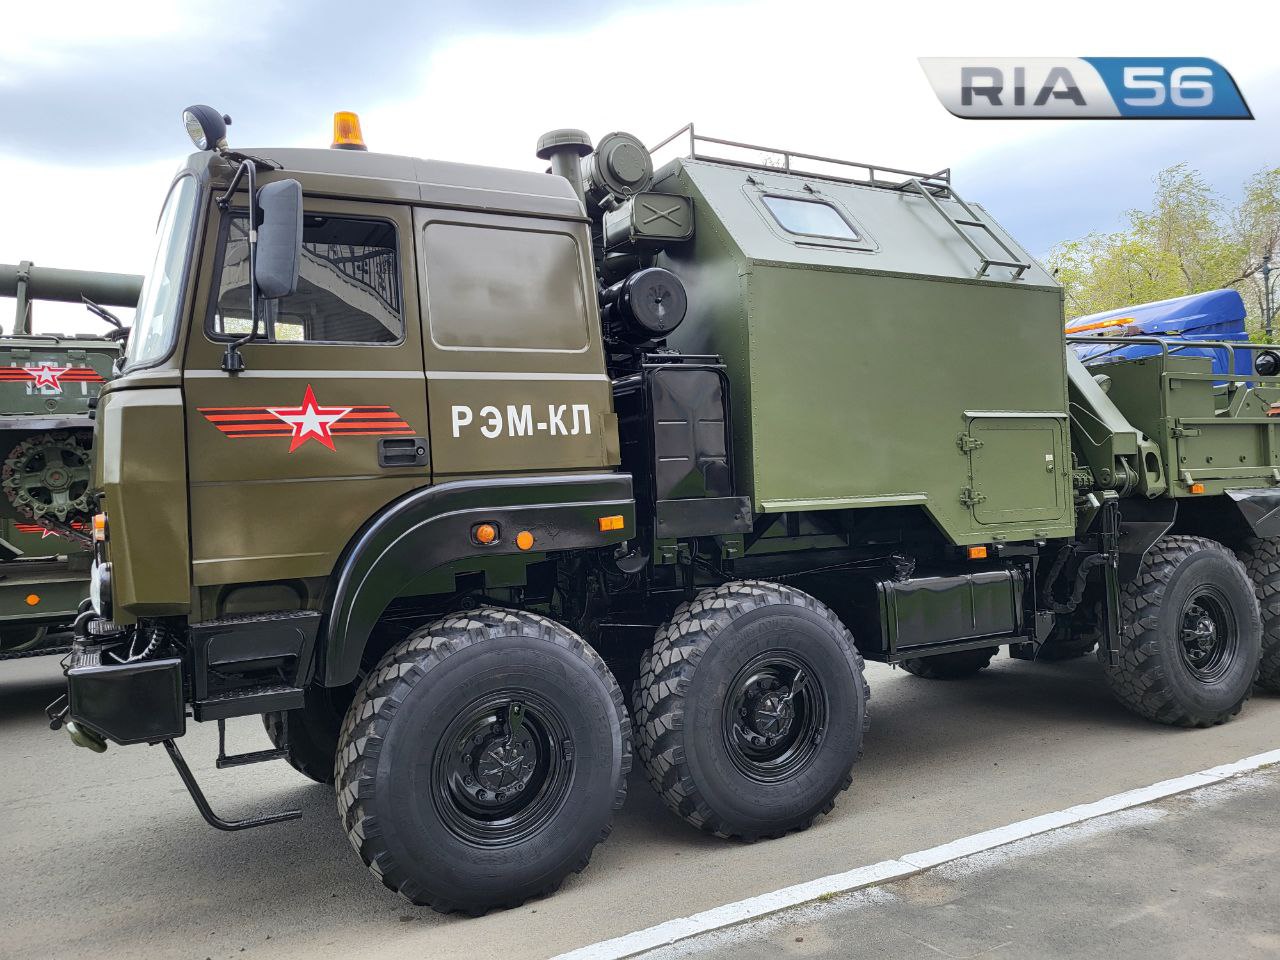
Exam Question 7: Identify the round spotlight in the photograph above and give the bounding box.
[182,105,230,152]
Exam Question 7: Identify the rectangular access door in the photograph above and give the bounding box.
[967,414,1068,526]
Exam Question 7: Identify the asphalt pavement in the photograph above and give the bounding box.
[660,765,1280,960]
[2,651,1277,960]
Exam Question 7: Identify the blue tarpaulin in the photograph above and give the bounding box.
[1067,289,1250,375]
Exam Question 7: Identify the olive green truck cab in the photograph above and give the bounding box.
[52,109,1280,913]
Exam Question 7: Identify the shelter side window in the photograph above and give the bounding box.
[762,195,860,242]
[210,213,403,344]
[423,222,590,352]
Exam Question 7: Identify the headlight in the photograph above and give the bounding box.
[89,560,113,619]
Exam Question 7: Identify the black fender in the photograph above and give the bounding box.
[321,472,634,686]
[1224,488,1280,539]
[1116,497,1177,583]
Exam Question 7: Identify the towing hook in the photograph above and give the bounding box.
[64,721,108,753]
[47,694,109,752]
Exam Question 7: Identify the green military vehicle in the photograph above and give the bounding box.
[0,262,137,655]
[51,107,1280,913]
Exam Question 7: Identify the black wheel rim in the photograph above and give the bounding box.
[1177,586,1239,683]
[432,689,574,847]
[721,651,828,784]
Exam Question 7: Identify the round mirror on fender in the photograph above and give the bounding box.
[182,105,230,152]
[1255,349,1280,378]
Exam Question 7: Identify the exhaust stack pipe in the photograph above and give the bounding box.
[536,129,593,209]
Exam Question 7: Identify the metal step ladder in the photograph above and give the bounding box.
[896,178,1031,280]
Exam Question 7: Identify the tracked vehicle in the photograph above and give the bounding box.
[51,109,1280,913]
[0,262,137,654]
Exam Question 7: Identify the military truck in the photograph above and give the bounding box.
[0,262,137,654]
[50,108,1280,914]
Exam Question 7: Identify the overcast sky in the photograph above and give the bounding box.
[1,0,1275,333]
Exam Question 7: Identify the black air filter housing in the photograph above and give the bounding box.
[601,267,687,344]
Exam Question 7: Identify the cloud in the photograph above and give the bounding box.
[963,77,1280,257]
[0,0,738,163]
[2,0,1277,334]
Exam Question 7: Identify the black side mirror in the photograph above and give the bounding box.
[255,180,303,301]
[1255,350,1280,378]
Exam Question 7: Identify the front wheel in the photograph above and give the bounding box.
[1101,536,1261,727]
[335,608,631,914]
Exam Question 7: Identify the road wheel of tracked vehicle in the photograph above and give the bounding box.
[1101,536,1261,727]
[1,431,93,524]
[335,608,631,914]
[1234,537,1280,693]
[635,580,868,841]
[899,646,998,679]
[263,682,353,784]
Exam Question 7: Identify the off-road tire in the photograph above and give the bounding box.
[899,646,998,679]
[635,580,868,841]
[263,683,352,784]
[1100,535,1261,727]
[1235,537,1280,693]
[335,608,631,914]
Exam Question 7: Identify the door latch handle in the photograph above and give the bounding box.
[378,436,428,468]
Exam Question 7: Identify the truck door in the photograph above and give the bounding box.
[414,207,619,479]
[183,197,429,596]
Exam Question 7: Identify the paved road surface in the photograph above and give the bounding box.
[2,652,1277,960]
[663,766,1280,960]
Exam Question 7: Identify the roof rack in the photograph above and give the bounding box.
[650,123,952,195]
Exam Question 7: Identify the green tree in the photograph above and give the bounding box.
[1049,163,1277,331]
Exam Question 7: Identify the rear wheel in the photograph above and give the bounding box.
[635,580,868,840]
[335,608,631,913]
[1101,536,1261,727]
[1236,537,1280,693]
[900,646,998,679]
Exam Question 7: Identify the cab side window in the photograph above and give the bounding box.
[422,221,589,352]
[210,213,403,344]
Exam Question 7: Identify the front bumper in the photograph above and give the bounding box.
[64,641,185,745]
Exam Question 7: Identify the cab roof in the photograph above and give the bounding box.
[184,147,584,220]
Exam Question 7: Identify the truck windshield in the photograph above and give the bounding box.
[125,176,198,369]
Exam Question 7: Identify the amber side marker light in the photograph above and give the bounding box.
[331,111,368,151]
[92,513,107,542]
[472,523,499,545]
[967,545,988,560]
[516,530,535,551]
[25,594,39,607]
[598,515,625,532]
[1189,482,1206,494]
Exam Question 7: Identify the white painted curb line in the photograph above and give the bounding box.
[555,748,1280,960]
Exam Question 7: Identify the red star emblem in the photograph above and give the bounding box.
[267,385,351,452]
[27,363,68,391]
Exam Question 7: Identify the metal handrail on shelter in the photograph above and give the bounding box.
[650,123,952,193]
